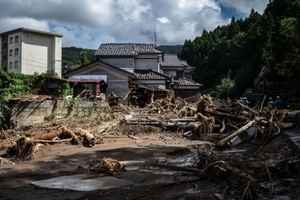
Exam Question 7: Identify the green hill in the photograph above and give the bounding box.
[157,45,183,55]
[62,47,95,73]
[180,0,300,96]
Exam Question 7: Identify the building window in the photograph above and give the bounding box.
[9,37,13,44]
[9,49,13,57]
[15,35,19,43]
[9,62,13,69]
[15,48,19,56]
[15,61,19,69]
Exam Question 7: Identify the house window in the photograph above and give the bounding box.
[15,61,19,69]
[15,35,19,43]
[9,49,13,56]
[15,48,19,56]
[9,37,13,44]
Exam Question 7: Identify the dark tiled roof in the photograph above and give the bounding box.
[173,79,202,89]
[95,43,162,56]
[134,70,168,80]
[160,54,189,68]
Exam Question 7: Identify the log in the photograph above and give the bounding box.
[205,110,249,121]
[220,120,226,133]
[0,157,15,166]
[32,138,73,144]
[238,101,258,115]
[74,128,95,147]
[217,120,256,147]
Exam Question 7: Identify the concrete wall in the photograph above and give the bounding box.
[10,99,112,128]
[21,32,48,75]
[7,33,22,73]
[53,37,62,77]
[19,32,62,77]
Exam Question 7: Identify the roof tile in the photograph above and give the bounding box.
[134,70,168,80]
[96,43,162,56]
[173,79,202,89]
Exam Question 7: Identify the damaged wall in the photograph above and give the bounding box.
[10,98,112,128]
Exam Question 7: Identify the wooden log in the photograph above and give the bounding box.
[0,157,15,166]
[238,101,259,115]
[205,110,249,121]
[32,139,73,144]
[74,128,95,147]
[217,120,256,147]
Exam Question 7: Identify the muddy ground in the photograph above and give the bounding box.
[1,131,300,200]
[0,134,214,200]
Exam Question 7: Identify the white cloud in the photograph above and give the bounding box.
[157,17,170,24]
[0,0,269,47]
[0,17,49,32]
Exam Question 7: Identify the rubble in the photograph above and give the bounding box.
[88,158,125,176]
[126,95,289,148]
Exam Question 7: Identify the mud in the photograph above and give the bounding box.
[0,131,299,200]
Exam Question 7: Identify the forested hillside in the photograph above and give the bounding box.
[180,0,300,96]
[157,45,183,55]
[62,47,95,73]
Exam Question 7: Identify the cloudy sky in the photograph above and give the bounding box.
[0,0,268,48]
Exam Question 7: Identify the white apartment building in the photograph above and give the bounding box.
[0,28,63,77]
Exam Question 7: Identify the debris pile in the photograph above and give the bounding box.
[5,126,96,160]
[126,95,289,147]
[88,158,125,176]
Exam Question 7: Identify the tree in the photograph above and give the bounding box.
[180,0,300,96]
[216,77,235,98]
[80,50,91,65]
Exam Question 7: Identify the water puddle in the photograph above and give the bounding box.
[32,174,133,192]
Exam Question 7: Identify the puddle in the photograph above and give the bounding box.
[32,174,133,192]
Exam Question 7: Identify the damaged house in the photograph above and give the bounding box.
[160,54,202,98]
[66,43,201,99]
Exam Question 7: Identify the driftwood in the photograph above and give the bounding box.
[32,139,73,144]
[88,158,125,175]
[238,101,258,115]
[125,95,287,146]
[6,137,40,160]
[0,157,15,167]
[74,128,95,147]
[217,120,256,147]
[31,126,95,147]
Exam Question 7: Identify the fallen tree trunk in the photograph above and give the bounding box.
[32,138,73,144]
[0,157,15,167]
[217,120,256,147]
